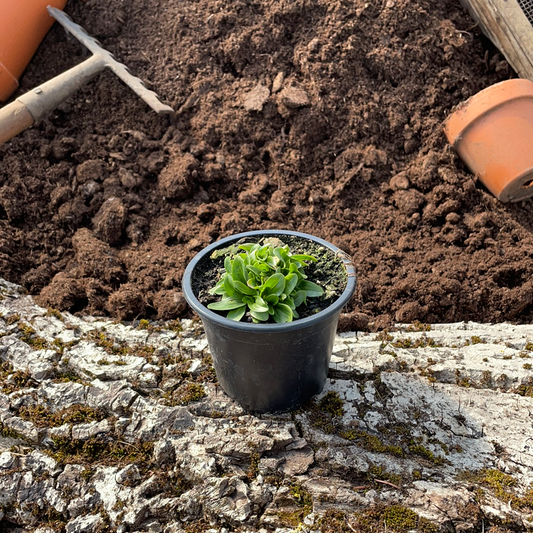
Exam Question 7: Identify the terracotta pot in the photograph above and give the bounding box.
[0,0,68,102]
[444,79,533,202]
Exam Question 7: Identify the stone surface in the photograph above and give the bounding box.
[1,278,533,531]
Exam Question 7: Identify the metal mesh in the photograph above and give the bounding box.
[517,0,533,25]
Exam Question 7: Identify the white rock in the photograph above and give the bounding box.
[65,514,103,533]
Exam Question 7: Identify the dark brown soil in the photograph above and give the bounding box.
[0,0,530,329]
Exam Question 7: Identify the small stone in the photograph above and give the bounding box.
[279,446,314,475]
[80,180,101,201]
[154,439,176,465]
[116,464,141,485]
[390,172,410,191]
[71,419,110,441]
[278,86,310,108]
[243,84,270,112]
[272,72,284,93]
[4,417,39,442]
[307,37,320,52]
[65,514,102,533]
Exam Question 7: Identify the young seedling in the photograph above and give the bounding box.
[207,241,324,323]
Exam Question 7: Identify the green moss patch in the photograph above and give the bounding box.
[17,404,105,428]
[317,506,437,533]
[49,435,154,469]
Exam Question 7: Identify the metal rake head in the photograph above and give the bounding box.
[47,6,174,116]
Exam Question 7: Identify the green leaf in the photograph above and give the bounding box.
[224,256,232,274]
[263,273,286,296]
[232,256,247,284]
[299,280,324,297]
[249,297,269,313]
[266,255,280,269]
[242,296,255,305]
[238,243,257,252]
[224,275,235,297]
[291,254,317,262]
[272,303,293,323]
[257,245,270,260]
[285,273,298,295]
[274,246,290,267]
[233,279,256,295]
[247,265,263,278]
[264,294,279,305]
[227,306,246,321]
[209,278,226,296]
[250,309,269,322]
[247,275,260,289]
[208,298,245,310]
[293,290,306,307]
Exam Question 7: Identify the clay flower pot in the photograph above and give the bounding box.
[0,0,68,101]
[444,78,533,202]
[182,230,356,414]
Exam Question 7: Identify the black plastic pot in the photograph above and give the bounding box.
[182,230,356,413]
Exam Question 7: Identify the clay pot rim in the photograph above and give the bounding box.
[499,165,533,202]
[445,78,533,145]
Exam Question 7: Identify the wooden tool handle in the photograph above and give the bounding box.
[0,100,35,144]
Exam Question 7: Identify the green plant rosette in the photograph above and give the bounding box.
[207,242,324,323]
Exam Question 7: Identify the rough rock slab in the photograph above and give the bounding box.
[0,278,533,531]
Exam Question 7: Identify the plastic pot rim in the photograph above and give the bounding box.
[182,229,357,332]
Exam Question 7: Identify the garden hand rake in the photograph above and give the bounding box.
[0,6,174,144]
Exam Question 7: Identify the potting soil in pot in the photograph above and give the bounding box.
[1,0,532,328]
[191,234,348,322]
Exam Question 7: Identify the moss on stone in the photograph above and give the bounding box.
[406,321,432,332]
[316,509,352,533]
[45,308,64,321]
[319,391,344,418]
[318,505,438,533]
[50,435,154,469]
[17,322,49,349]
[391,336,441,349]
[1,368,35,393]
[364,505,438,532]
[408,443,444,465]
[0,421,25,440]
[166,382,206,406]
[277,483,313,527]
[368,465,402,487]
[52,338,79,354]
[17,404,105,428]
